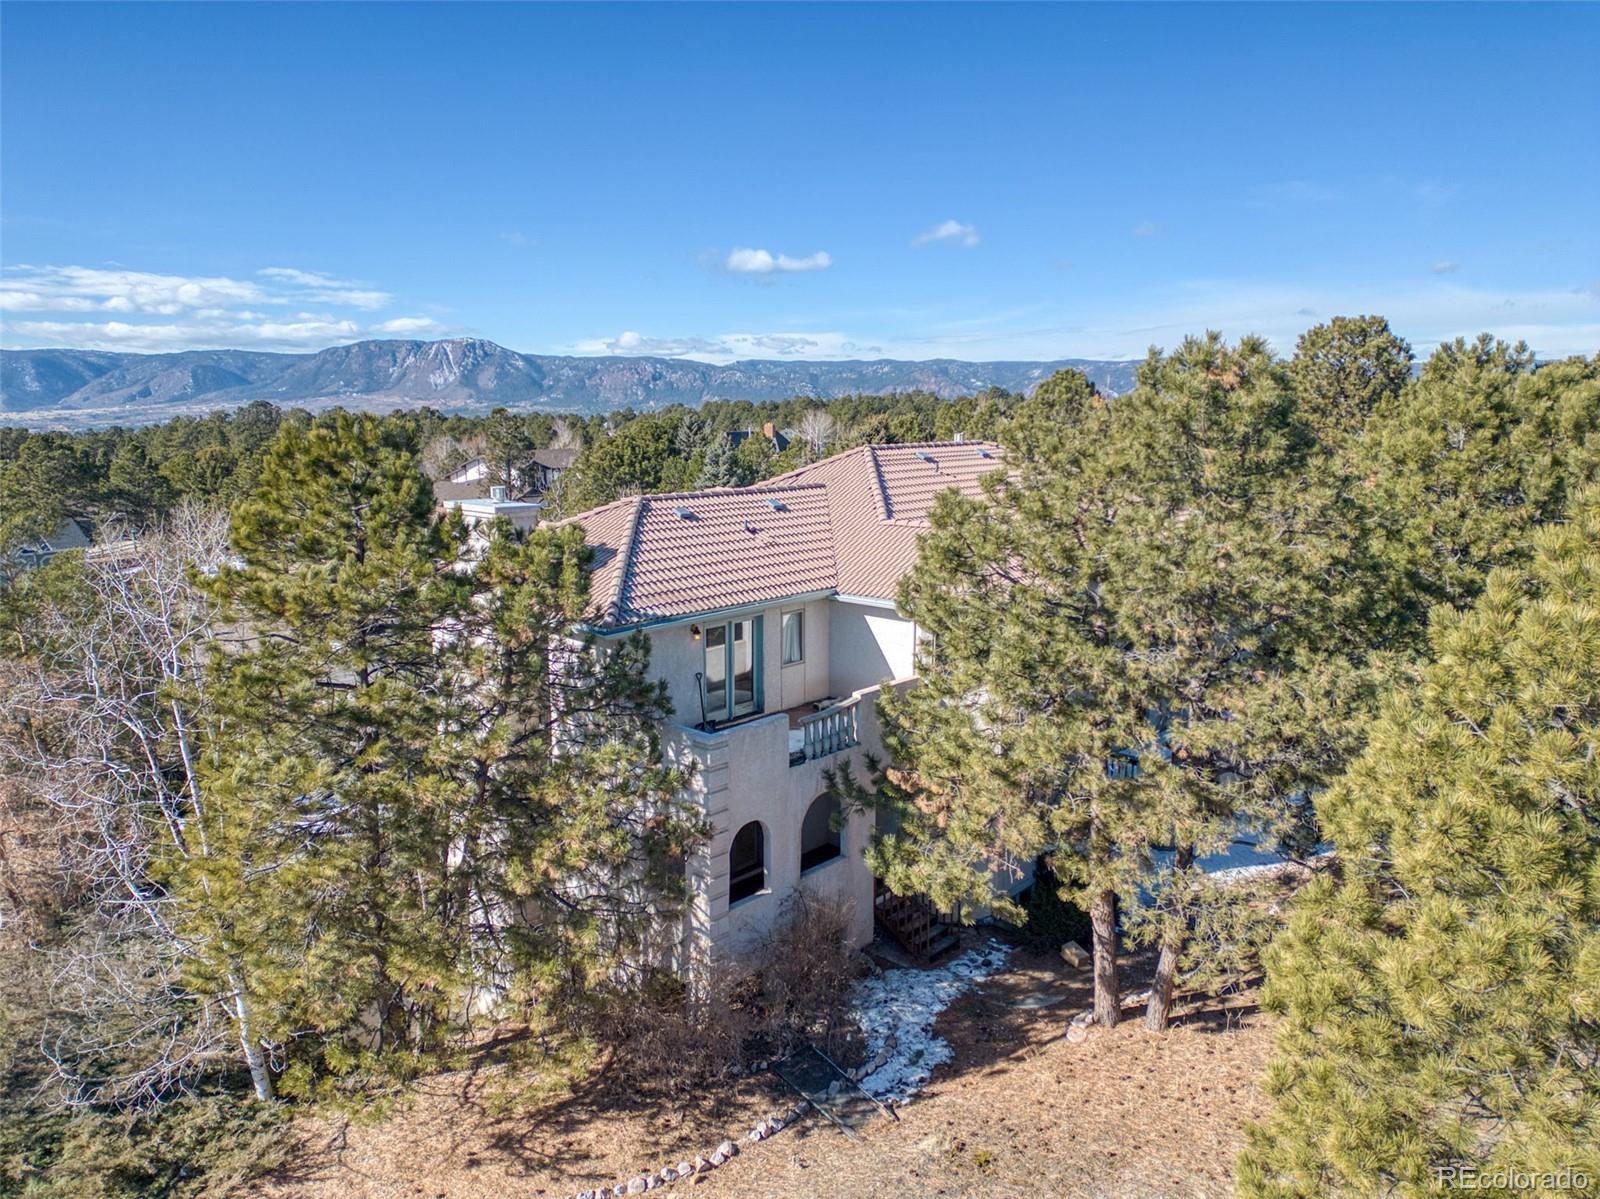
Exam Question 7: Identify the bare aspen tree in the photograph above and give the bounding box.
[1,505,276,1103]
[796,407,836,460]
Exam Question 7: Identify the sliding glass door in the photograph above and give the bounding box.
[702,615,762,723]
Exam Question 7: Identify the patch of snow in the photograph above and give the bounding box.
[852,939,1011,1104]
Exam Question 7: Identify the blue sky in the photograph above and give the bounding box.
[2,2,1596,363]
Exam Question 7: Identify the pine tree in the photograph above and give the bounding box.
[852,338,1377,1027]
[1288,315,1414,450]
[696,434,744,489]
[185,413,476,1089]
[180,412,703,1094]
[1240,488,1600,1197]
[1358,338,1600,639]
[440,521,702,1014]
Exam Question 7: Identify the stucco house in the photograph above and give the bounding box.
[558,440,1023,967]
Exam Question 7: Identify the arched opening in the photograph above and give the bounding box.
[728,821,766,904]
[800,794,842,872]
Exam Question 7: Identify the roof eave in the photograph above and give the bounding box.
[577,588,839,638]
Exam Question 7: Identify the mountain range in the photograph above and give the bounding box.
[0,339,1141,428]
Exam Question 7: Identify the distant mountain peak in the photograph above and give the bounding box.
[1,339,1141,428]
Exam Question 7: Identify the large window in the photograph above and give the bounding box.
[781,610,804,665]
[729,821,766,904]
[799,794,842,872]
[702,616,762,723]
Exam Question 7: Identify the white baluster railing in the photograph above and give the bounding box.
[794,698,860,765]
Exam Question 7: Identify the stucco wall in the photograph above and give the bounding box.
[828,601,917,695]
[645,598,833,728]
[668,682,891,968]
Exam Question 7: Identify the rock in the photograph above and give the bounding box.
[1060,941,1090,970]
[692,1157,710,1173]
[661,1167,678,1183]
[768,1116,784,1133]
[676,1161,693,1177]
[708,1151,726,1167]
[628,1178,647,1195]
[1069,1008,1095,1027]
[1066,1023,1090,1044]
[716,1140,737,1159]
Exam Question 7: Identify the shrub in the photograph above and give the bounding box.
[0,1093,289,1199]
[600,893,866,1096]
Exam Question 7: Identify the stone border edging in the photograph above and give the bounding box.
[563,1097,811,1199]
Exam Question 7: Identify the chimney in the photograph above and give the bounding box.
[762,421,776,439]
[490,485,508,502]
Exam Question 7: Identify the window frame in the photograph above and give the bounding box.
[728,821,767,905]
[780,609,805,666]
[701,614,764,723]
[799,793,843,874]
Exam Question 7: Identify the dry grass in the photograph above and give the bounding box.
[262,934,1273,1199]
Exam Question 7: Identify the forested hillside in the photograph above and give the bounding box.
[0,339,1141,425]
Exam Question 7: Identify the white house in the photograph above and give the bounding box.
[558,441,1025,967]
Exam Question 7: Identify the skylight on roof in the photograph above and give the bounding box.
[673,506,694,519]
[766,497,787,511]
[915,450,933,462]
[978,448,994,458]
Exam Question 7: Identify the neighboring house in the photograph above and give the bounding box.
[5,516,91,575]
[557,441,1020,967]
[726,423,795,454]
[444,448,578,498]
[438,484,544,552]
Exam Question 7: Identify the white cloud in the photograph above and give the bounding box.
[0,263,435,353]
[0,266,265,316]
[1132,220,1165,239]
[1431,260,1461,275]
[570,281,1599,366]
[573,329,876,363]
[374,316,444,336]
[724,247,833,274]
[257,267,391,309]
[574,330,725,357]
[914,219,980,248]
[4,317,364,353]
[1059,280,1600,360]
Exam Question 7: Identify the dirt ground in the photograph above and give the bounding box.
[262,937,1274,1199]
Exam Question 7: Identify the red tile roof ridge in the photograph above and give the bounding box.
[602,495,651,626]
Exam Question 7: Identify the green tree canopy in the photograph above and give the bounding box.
[1359,338,1600,638]
[846,338,1379,1027]
[1241,488,1600,1197]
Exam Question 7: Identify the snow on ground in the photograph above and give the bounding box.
[853,939,1011,1104]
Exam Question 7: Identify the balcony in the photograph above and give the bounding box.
[787,696,860,767]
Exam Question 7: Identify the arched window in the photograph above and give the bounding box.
[800,794,842,872]
[728,821,766,903]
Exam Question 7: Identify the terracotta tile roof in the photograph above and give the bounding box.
[559,441,1001,627]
